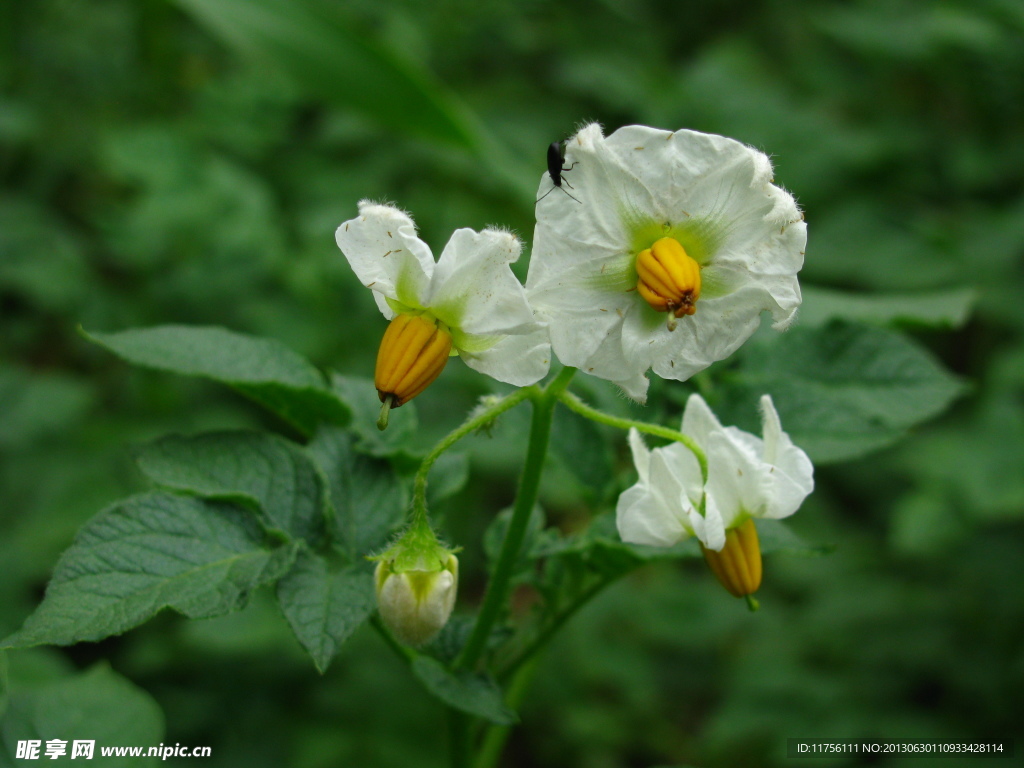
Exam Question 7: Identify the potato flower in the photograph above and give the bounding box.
[336,201,550,427]
[617,394,813,600]
[527,123,806,401]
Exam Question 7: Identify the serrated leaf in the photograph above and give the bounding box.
[801,286,976,329]
[410,656,518,725]
[715,321,965,463]
[0,664,164,767]
[1,494,297,649]
[84,325,349,436]
[275,550,375,673]
[307,426,407,556]
[136,431,329,544]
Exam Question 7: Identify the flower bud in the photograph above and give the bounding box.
[375,554,458,646]
[700,518,762,603]
[635,236,701,329]
[375,312,453,408]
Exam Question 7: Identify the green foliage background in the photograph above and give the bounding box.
[2,0,1022,765]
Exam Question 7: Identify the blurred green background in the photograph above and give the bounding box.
[2,0,1023,766]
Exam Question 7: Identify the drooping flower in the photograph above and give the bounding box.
[527,123,806,401]
[616,393,814,600]
[336,201,550,426]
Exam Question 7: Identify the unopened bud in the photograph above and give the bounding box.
[635,237,701,327]
[375,554,459,646]
[701,518,762,609]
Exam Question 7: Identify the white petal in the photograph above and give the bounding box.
[627,428,650,484]
[758,395,814,519]
[649,442,704,516]
[688,491,726,551]
[681,393,724,446]
[601,126,769,220]
[705,430,769,529]
[620,283,772,384]
[335,201,436,318]
[457,324,551,386]
[534,298,649,400]
[429,228,536,335]
[534,123,659,255]
[616,484,686,547]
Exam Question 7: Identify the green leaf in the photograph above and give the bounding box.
[0,664,164,767]
[426,452,470,506]
[170,0,477,149]
[715,321,966,463]
[275,550,375,673]
[800,286,976,329]
[331,374,420,459]
[136,430,329,544]
[549,404,615,495]
[84,325,349,436]
[0,652,7,721]
[307,426,407,557]
[1,494,297,649]
[410,656,518,725]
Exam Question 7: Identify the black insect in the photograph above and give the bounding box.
[537,140,581,204]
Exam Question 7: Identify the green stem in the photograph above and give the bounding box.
[454,368,576,671]
[449,710,471,768]
[500,573,616,683]
[473,657,540,768]
[411,387,535,527]
[556,390,708,482]
[369,614,415,664]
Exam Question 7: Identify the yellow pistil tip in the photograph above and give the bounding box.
[635,236,701,321]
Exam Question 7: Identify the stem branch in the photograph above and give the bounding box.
[454,368,576,671]
[412,387,535,527]
[556,390,708,482]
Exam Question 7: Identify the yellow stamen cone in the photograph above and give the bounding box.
[636,237,701,325]
[374,313,453,412]
[701,518,762,604]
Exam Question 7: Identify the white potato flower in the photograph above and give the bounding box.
[527,123,806,401]
[336,201,550,420]
[617,394,813,599]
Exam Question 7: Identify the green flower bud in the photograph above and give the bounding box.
[375,553,458,647]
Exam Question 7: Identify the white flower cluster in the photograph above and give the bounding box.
[336,122,812,609]
[336,123,805,403]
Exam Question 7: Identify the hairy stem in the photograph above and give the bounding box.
[454,367,576,671]
[411,386,535,528]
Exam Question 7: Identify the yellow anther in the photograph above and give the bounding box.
[374,313,452,420]
[701,518,762,606]
[635,237,701,327]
